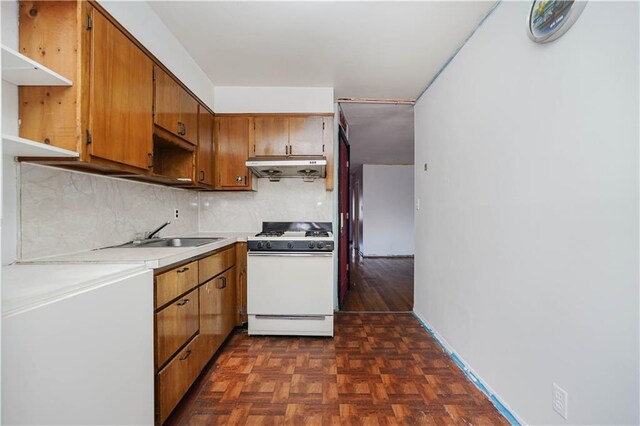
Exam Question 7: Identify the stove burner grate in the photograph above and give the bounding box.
[255,231,285,237]
[305,231,330,238]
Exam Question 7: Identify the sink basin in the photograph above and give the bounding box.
[117,237,224,248]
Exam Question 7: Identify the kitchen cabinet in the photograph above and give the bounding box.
[253,116,289,156]
[289,116,327,156]
[215,116,253,190]
[155,288,199,368]
[154,66,199,146]
[19,1,155,173]
[236,242,248,326]
[251,115,328,157]
[197,105,214,187]
[154,243,240,424]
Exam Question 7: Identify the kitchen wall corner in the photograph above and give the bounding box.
[20,164,199,260]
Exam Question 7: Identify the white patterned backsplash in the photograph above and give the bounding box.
[20,164,199,260]
[199,179,334,232]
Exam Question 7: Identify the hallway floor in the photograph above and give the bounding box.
[341,257,414,311]
[168,313,508,425]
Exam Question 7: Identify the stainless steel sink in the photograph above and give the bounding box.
[117,237,225,248]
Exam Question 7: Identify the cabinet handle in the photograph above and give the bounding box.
[244,175,248,185]
[289,145,293,155]
[199,170,205,181]
[176,298,190,306]
[179,350,192,361]
[236,175,243,183]
[147,153,154,168]
[217,276,227,289]
[178,121,186,135]
[177,267,189,273]
[285,145,289,155]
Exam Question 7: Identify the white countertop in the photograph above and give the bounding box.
[2,263,148,318]
[20,232,255,269]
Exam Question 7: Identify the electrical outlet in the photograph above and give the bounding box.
[552,383,568,420]
[174,209,179,219]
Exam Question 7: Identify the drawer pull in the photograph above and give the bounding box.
[217,276,227,289]
[176,298,190,306]
[177,267,190,273]
[179,350,192,361]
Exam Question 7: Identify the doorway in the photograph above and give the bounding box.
[337,102,415,312]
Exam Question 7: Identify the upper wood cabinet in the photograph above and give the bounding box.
[289,116,327,156]
[251,115,328,157]
[215,116,253,190]
[19,1,155,173]
[253,116,289,156]
[197,105,214,187]
[154,66,199,146]
[89,9,153,170]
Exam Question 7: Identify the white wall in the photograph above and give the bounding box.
[362,165,414,256]
[413,2,639,425]
[214,87,334,113]
[97,0,215,109]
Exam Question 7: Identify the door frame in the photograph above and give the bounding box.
[338,126,351,306]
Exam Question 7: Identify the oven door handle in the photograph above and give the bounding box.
[247,252,333,257]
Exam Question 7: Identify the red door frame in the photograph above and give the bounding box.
[338,127,350,305]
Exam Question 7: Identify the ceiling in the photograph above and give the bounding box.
[149,1,496,100]
[340,103,414,170]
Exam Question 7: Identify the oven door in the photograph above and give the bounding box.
[247,252,333,316]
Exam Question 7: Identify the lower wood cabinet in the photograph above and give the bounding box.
[235,242,248,326]
[154,243,244,424]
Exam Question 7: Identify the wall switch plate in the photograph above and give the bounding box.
[552,383,568,420]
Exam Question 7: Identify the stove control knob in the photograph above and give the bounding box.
[308,242,316,249]
[317,242,325,249]
[257,242,263,249]
[266,242,272,249]
[287,242,294,249]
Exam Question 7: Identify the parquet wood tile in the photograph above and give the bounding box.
[167,313,509,426]
[341,257,414,312]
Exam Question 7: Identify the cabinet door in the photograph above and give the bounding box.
[289,116,326,156]
[220,268,237,339]
[199,279,223,360]
[179,89,199,146]
[215,117,252,189]
[197,105,214,186]
[89,9,153,170]
[253,117,289,156]
[153,66,181,140]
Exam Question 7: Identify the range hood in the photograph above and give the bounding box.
[246,156,327,182]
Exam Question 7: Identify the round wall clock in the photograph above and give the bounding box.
[527,1,587,43]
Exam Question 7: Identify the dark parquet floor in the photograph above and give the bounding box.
[341,257,414,312]
[168,313,509,425]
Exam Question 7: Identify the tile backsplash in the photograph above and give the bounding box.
[18,165,334,260]
[199,179,334,232]
[20,164,199,260]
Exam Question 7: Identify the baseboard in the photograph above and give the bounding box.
[412,310,525,426]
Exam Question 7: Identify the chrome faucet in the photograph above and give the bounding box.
[145,221,171,239]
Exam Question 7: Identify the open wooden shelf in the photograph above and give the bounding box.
[2,134,79,158]
[1,44,72,86]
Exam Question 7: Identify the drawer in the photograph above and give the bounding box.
[198,246,235,283]
[155,288,199,368]
[157,334,207,424]
[155,261,198,308]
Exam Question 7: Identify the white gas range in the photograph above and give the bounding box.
[247,222,334,337]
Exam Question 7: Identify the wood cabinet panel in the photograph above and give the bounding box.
[197,105,214,186]
[235,242,247,326]
[154,66,198,146]
[253,116,289,156]
[155,288,199,368]
[198,246,235,284]
[155,260,198,308]
[289,116,326,156]
[157,334,206,424]
[215,116,252,189]
[89,9,153,170]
